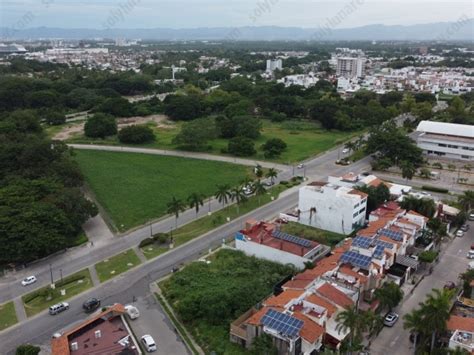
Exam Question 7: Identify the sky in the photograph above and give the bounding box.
[1,0,473,29]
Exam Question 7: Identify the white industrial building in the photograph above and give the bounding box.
[336,57,366,78]
[298,182,368,235]
[416,121,474,161]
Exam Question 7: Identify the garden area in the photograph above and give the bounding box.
[160,249,294,354]
[22,269,92,317]
[94,249,141,282]
[74,150,253,231]
[0,301,17,331]
[281,221,346,247]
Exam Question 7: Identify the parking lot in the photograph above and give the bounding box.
[127,293,189,355]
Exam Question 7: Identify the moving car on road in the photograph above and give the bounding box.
[461,224,470,232]
[469,213,474,221]
[456,230,464,238]
[82,298,101,313]
[49,302,69,315]
[141,334,157,352]
[21,275,37,286]
[384,312,399,327]
[297,164,304,169]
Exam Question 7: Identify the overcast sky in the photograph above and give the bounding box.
[1,0,472,29]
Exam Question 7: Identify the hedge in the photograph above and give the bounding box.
[23,273,88,304]
[139,237,154,248]
[422,185,449,194]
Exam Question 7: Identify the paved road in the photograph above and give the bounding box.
[370,221,474,355]
[68,144,289,170]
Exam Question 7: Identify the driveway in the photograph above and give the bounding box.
[370,221,474,355]
[127,293,189,355]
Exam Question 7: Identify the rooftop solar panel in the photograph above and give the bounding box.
[373,239,394,249]
[272,230,313,248]
[340,251,372,270]
[261,309,304,338]
[380,228,403,241]
[352,236,373,249]
[373,245,385,259]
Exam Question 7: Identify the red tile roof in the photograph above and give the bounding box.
[316,283,354,308]
[265,290,304,308]
[305,294,338,317]
[447,315,474,333]
[293,311,325,344]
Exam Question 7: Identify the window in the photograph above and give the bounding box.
[359,207,366,214]
[462,155,470,159]
[438,143,447,147]
[354,202,359,208]
[353,211,359,218]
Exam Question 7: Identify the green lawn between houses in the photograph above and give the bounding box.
[74,150,253,231]
[67,119,359,163]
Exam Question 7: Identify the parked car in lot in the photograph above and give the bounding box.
[456,230,465,238]
[461,224,470,232]
[141,334,157,352]
[21,275,37,286]
[242,185,254,195]
[124,304,140,320]
[384,312,399,327]
[82,298,101,313]
[49,302,69,315]
[467,250,474,259]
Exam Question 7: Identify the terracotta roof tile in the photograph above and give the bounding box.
[447,315,474,333]
[265,290,304,308]
[305,294,338,317]
[293,311,325,344]
[316,283,354,308]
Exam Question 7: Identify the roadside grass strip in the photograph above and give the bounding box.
[140,245,168,261]
[95,249,141,282]
[0,301,17,331]
[22,269,92,318]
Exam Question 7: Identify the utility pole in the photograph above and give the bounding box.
[60,269,63,284]
[149,221,153,237]
[49,264,54,286]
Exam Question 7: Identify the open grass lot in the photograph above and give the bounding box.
[67,119,358,163]
[281,221,346,247]
[0,301,17,331]
[160,249,294,354]
[74,150,253,231]
[94,249,141,282]
[22,269,92,318]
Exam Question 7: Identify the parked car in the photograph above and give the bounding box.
[297,164,304,169]
[456,230,465,238]
[82,298,101,313]
[21,275,37,286]
[444,281,456,290]
[469,261,474,270]
[263,181,274,187]
[461,224,470,232]
[242,185,253,195]
[171,267,179,273]
[49,302,69,315]
[467,250,474,259]
[335,159,350,166]
[342,148,349,154]
[141,334,157,352]
[124,304,140,320]
[469,213,474,221]
[384,312,399,327]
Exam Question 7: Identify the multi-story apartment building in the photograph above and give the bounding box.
[336,57,366,78]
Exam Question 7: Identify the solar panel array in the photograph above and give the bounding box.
[380,228,403,241]
[373,239,394,250]
[340,251,372,270]
[352,236,373,249]
[373,245,385,259]
[272,230,312,248]
[261,309,304,338]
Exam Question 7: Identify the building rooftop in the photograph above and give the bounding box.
[417,120,474,139]
[316,282,354,308]
[51,304,139,355]
[448,315,474,333]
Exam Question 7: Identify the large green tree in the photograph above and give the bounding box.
[84,113,117,138]
[374,282,403,312]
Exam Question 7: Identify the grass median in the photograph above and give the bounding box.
[22,268,92,318]
[0,301,17,331]
[94,249,141,282]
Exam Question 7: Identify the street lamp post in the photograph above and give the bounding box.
[60,269,63,284]
[149,221,153,237]
[49,264,54,286]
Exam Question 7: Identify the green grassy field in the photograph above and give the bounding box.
[95,249,142,282]
[67,119,358,163]
[0,301,17,331]
[74,150,253,231]
[22,269,92,317]
[141,244,168,260]
[281,222,346,247]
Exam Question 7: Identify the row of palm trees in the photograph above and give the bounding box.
[166,168,279,228]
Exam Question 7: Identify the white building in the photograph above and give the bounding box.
[266,59,282,72]
[298,182,368,235]
[416,121,474,161]
[336,57,366,78]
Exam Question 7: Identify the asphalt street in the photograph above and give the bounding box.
[370,220,474,355]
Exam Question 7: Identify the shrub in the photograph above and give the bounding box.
[418,250,438,263]
[422,185,448,194]
[227,136,256,157]
[280,180,289,185]
[261,138,287,158]
[139,237,154,248]
[153,233,169,244]
[432,162,443,169]
[118,125,155,144]
[16,344,40,355]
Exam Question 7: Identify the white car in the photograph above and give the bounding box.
[21,276,37,286]
[141,334,157,352]
[297,164,304,169]
[384,312,399,327]
[342,148,350,154]
[456,230,465,238]
[469,261,474,270]
[124,304,140,320]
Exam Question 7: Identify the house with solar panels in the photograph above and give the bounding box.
[235,221,330,269]
[297,182,368,235]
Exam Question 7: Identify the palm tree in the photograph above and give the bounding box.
[344,141,356,153]
[187,192,204,219]
[230,186,246,215]
[422,288,453,352]
[215,184,231,208]
[253,180,266,204]
[374,282,404,312]
[458,190,474,212]
[167,196,186,229]
[335,306,369,354]
[254,164,263,178]
[266,168,278,184]
[403,308,425,355]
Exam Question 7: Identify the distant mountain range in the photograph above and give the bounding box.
[1,20,473,41]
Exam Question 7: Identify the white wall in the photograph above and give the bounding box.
[235,238,308,269]
[298,186,366,235]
